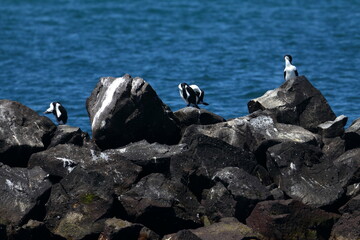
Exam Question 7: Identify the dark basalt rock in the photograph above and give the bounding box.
[210,167,271,221]
[202,182,237,223]
[174,107,225,133]
[317,115,348,138]
[45,167,115,240]
[322,137,346,162]
[98,218,160,240]
[0,100,56,167]
[118,173,202,235]
[181,111,321,154]
[172,134,258,199]
[266,142,344,208]
[333,148,360,188]
[47,125,89,149]
[43,153,142,240]
[28,144,94,181]
[329,212,360,240]
[110,140,187,177]
[248,76,336,131]
[339,194,360,214]
[7,220,59,240]
[344,117,360,150]
[0,164,51,227]
[86,74,180,150]
[190,217,264,240]
[246,199,340,240]
[28,143,142,188]
[162,229,202,240]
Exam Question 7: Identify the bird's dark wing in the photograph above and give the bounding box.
[59,105,68,124]
[283,71,286,80]
[295,70,299,76]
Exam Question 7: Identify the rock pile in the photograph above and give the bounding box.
[0,75,359,240]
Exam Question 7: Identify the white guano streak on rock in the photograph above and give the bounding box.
[91,77,126,131]
[56,157,76,173]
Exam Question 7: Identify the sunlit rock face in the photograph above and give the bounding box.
[86,74,180,150]
[248,76,336,131]
[0,100,56,167]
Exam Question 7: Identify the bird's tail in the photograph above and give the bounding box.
[201,101,209,105]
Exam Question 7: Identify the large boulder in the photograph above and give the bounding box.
[86,74,180,150]
[246,199,339,240]
[333,148,360,188]
[248,76,336,131]
[47,125,89,149]
[29,143,142,192]
[0,164,51,227]
[45,167,117,240]
[174,107,225,133]
[0,100,56,167]
[181,111,321,154]
[317,115,348,138]
[189,217,264,240]
[329,212,360,240]
[171,134,259,199]
[209,167,271,221]
[98,218,160,240]
[344,118,360,150]
[111,140,187,176]
[266,142,344,208]
[118,173,202,235]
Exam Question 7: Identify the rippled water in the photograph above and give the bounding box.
[1,0,359,133]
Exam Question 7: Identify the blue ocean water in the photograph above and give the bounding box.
[1,0,359,134]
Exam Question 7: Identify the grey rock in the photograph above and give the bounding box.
[47,125,89,149]
[163,229,202,240]
[99,218,160,240]
[86,74,180,150]
[212,167,271,221]
[28,144,142,190]
[190,217,264,240]
[0,164,51,226]
[202,182,237,222]
[248,76,336,131]
[0,100,56,167]
[339,194,360,214]
[45,167,114,240]
[322,137,346,161]
[172,134,258,199]
[246,199,339,240]
[118,173,202,235]
[266,142,344,207]
[181,111,321,153]
[333,148,360,188]
[7,220,56,240]
[174,107,225,131]
[317,115,348,138]
[344,117,360,150]
[330,212,360,240]
[111,140,187,176]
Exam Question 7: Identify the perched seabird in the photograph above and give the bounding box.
[284,55,299,81]
[44,102,68,125]
[190,84,209,106]
[178,83,199,109]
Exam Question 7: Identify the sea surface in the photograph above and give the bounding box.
[1,0,359,134]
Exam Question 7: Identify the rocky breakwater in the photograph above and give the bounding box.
[0,74,359,240]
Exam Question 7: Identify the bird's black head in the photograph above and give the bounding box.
[284,55,293,63]
[179,83,189,89]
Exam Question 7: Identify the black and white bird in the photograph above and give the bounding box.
[284,55,299,81]
[44,102,68,125]
[190,84,209,106]
[178,83,199,109]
